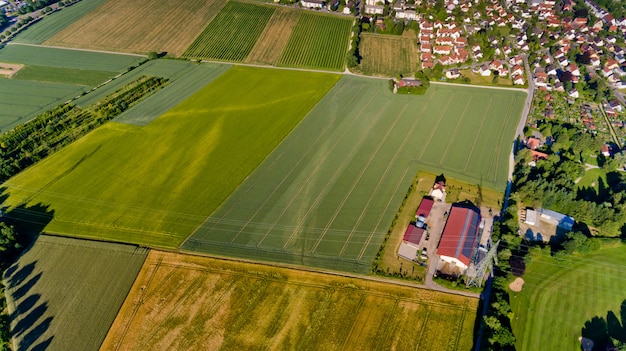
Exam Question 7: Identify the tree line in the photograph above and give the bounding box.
[0,76,169,184]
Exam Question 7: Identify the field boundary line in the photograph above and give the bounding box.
[462,96,492,172]
[180,74,348,247]
[414,303,432,350]
[338,293,367,348]
[6,42,147,57]
[452,300,470,350]
[222,84,369,245]
[379,299,400,349]
[311,102,411,255]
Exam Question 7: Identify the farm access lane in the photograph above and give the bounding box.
[6,42,147,57]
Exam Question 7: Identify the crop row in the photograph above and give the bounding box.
[182,1,274,61]
[278,13,353,71]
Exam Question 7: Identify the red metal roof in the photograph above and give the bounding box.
[403,224,425,245]
[436,206,481,267]
[416,197,434,219]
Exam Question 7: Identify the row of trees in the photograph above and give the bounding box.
[0,76,168,183]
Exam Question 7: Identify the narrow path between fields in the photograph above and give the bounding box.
[6,42,147,57]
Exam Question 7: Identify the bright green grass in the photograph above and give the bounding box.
[4,235,148,351]
[182,76,525,273]
[182,1,274,61]
[0,44,143,71]
[12,65,115,86]
[2,66,340,247]
[510,242,626,350]
[278,13,353,71]
[12,0,108,44]
[0,78,85,133]
[577,167,606,191]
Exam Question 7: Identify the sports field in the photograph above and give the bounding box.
[45,0,229,56]
[0,44,143,71]
[183,76,524,272]
[4,235,147,351]
[277,12,353,71]
[0,79,84,133]
[102,250,478,350]
[183,1,275,62]
[1,66,340,247]
[510,242,626,350]
[12,0,108,44]
[359,33,419,76]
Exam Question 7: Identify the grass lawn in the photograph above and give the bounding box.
[2,66,340,247]
[458,69,522,88]
[102,250,478,351]
[12,65,115,86]
[12,0,108,44]
[4,235,147,351]
[576,167,607,192]
[183,76,523,273]
[0,44,143,71]
[510,242,626,350]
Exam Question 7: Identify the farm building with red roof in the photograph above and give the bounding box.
[436,205,481,272]
[397,197,434,261]
[415,196,434,220]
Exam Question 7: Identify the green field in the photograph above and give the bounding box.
[12,0,108,44]
[2,66,340,247]
[510,243,626,350]
[0,78,84,133]
[12,65,115,86]
[277,13,353,71]
[4,235,148,351]
[183,1,275,61]
[102,250,478,350]
[0,44,143,71]
[182,77,525,272]
[576,167,606,192]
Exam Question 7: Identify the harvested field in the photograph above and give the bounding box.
[183,76,524,273]
[359,33,419,76]
[4,235,148,351]
[13,0,108,44]
[101,250,478,351]
[45,0,229,56]
[278,13,353,71]
[2,67,339,247]
[0,44,143,71]
[0,62,23,78]
[183,1,275,62]
[246,8,300,65]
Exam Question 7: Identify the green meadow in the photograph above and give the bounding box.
[511,242,626,350]
[2,66,340,247]
[12,65,115,86]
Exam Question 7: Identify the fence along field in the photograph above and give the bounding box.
[359,33,419,76]
[4,235,148,351]
[45,0,229,56]
[101,250,478,350]
[183,1,275,62]
[183,75,525,273]
[278,13,353,71]
[12,0,108,44]
[1,66,340,247]
[245,8,300,65]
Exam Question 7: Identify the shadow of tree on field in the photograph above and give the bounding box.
[0,186,56,351]
[581,299,626,350]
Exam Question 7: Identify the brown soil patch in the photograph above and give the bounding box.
[0,62,24,78]
[245,8,300,65]
[509,277,524,292]
[46,0,229,56]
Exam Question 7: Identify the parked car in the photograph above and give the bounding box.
[421,247,428,260]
